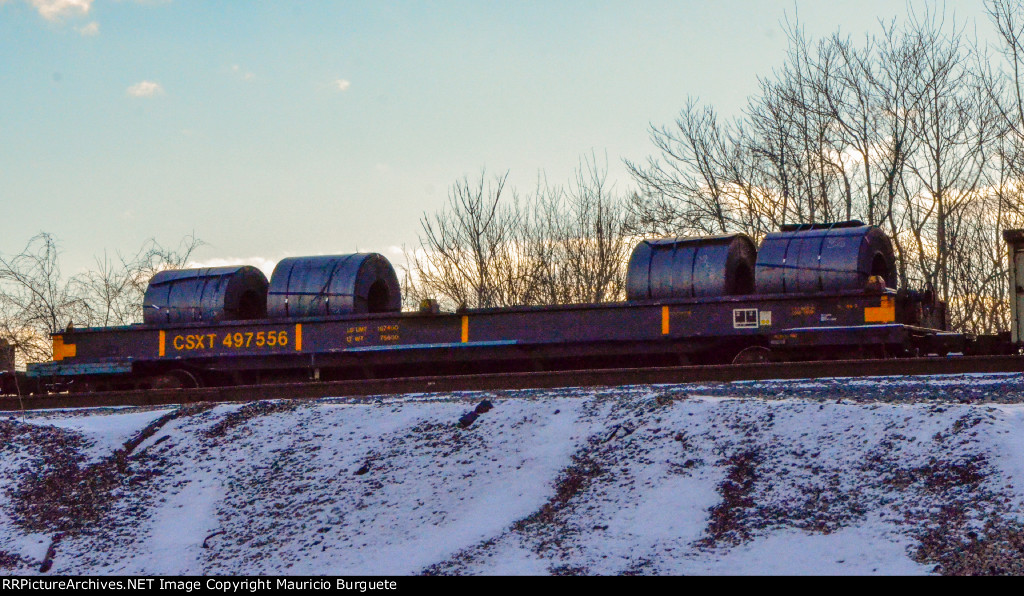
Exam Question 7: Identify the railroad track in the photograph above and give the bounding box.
[3,354,1024,412]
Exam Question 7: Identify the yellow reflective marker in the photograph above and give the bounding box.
[295,324,303,351]
[52,335,76,361]
[865,295,896,323]
[461,316,469,343]
[662,306,670,335]
[159,330,166,357]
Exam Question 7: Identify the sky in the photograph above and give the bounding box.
[0,0,1001,275]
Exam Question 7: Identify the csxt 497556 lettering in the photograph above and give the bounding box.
[5,221,1024,395]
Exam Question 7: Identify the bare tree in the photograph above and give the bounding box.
[531,154,631,304]
[625,99,738,237]
[80,234,204,327]
[0,234,91,364]
[987,0,1024,146]
[900,8,1000,309]
[408,159,631,310]
[627,3,1018,333]
[0,233,204,366]
[409,171,536,310]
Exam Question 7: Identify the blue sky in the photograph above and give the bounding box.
[0,0,997,273]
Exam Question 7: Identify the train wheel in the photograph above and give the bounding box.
[150,369,201,390]
[68,379,96,393]
[732,346,771,365]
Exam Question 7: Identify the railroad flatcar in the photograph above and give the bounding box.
[5,221,1018,394]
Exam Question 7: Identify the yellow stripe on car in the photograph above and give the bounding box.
[865,295,896,323]
[52,335,77,361]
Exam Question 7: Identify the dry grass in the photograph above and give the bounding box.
[698,450,761,547]
[8,404,211,536]
[916,518,1024,575]
[512,453,604,531]
[204,400,302,439]
[0,550,26,571]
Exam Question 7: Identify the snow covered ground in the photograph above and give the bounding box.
[1,372,1024,575]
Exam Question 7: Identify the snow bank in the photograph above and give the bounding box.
[0,374,1022,575]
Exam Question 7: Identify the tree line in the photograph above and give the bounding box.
[403,154,631,311]
[0,234,201,366]
[410,1,1024,335]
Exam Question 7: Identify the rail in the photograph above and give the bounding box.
[3,355,1023,412]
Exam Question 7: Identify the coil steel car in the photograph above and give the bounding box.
[5,221,1019,395]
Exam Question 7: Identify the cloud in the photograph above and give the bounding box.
[333,79,351,92]
[126,80,164,98]
[29,0,92,21]
[75,20,98,35]
[231,64,255,82]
